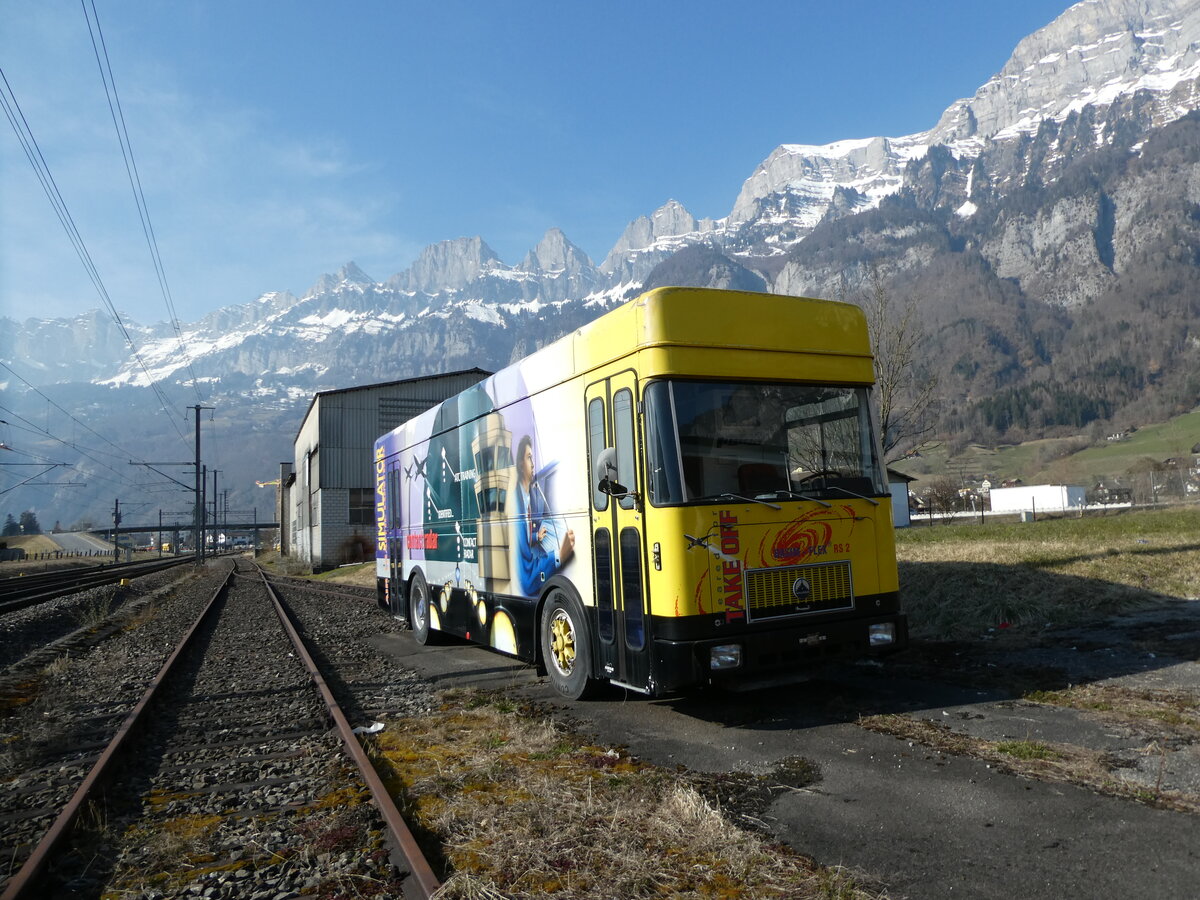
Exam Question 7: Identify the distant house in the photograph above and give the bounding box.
[887,469,917,528]
[1095,484,1133,504]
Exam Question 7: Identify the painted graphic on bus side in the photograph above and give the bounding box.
[375,365,588,656]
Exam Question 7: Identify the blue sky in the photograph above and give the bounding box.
[2,0,1075,325]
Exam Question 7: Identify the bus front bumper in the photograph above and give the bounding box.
[651,613,908,693]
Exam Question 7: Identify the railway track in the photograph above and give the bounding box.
[0,556,196,614]
[0,559,439,899]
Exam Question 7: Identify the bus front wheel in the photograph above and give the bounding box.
[541,588,599,700]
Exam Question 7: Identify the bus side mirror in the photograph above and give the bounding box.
[594,448,626,496]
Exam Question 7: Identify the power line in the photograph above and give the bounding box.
[0,407,151,494]
[81,0,204,404]
[0,363,144,463]
[0,64,189,445]
[0,391,165,495]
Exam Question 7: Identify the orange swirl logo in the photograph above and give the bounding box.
[771,519,832,563]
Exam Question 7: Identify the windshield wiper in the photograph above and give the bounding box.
[695,492,782,510]
[821,484,880,506]
[771,489,832,508]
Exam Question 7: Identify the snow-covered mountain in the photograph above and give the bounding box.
[3,0,1200,526]
[10,0,1199,392]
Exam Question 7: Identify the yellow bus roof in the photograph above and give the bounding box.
[381,287,876,444]
[566,287,875,385]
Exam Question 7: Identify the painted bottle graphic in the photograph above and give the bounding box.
[472,411,513,595]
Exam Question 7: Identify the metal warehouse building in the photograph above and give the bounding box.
[285,369,488,570]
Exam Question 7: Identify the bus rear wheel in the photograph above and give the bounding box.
[541,588,599,700]
[409,570,437,645]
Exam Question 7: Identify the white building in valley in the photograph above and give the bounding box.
[989,484,1087,516]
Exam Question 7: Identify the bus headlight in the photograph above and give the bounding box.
[868,623,896,647]
[710,643,743,670]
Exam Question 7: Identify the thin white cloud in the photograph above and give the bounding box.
[0,5,409,323]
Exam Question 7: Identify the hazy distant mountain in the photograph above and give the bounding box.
[3,0,1199,525]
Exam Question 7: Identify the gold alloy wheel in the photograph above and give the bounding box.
[549,609,576,675]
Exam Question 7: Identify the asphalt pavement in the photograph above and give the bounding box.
[370,599,1200,899]
[42,531,114,554]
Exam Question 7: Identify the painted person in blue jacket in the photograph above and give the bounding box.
[515,435,574,595]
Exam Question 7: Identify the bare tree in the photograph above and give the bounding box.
[844,265,940,462]
[925,475,962,515]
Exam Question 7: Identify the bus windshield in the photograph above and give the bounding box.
[644,379,887,505]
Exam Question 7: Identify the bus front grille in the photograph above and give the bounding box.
[745,561,854,621]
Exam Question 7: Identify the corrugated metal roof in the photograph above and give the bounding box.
[293,368,489,443]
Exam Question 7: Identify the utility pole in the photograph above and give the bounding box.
[190,405,213,566]
[210,469,220,551]
[201,465,207,560]
[112,498,122,562]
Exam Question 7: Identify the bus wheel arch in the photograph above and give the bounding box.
[539,579,601,700]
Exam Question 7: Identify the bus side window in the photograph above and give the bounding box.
[595,528,614,642]
[619,526,645,650]
[388,465,402,533]
[613,389,637,510]
[644,381,684,504]
[588,397,608,511]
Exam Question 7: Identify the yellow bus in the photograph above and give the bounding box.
[374,286,906,698]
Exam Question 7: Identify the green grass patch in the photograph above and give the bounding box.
[893,407,1200,491]
[995,740,1062,761]
[1061,410,1200,474]
[895,505,1200,638]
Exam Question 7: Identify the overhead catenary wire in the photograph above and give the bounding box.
[0,403,169,496]
[0,371,184,497]
[0,362,150,465]
[80,0,204,404]
[0,64,189,446]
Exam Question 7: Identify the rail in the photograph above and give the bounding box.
[1,561,440,899]
[258,567,441,898]
[0,556,195,613]
[0,567,233,899]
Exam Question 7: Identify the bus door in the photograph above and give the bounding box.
[386,462,404,616]
[586,372,651,691]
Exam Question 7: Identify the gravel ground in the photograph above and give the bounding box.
[0,564,197,670]
[1,559,440,899]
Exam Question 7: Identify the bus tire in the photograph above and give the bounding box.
[409,570,438,645]
[541,587,599,700]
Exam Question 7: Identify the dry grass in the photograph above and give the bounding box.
[0,534,61,555]
[895,506,1200,638]
[311,562,376,588]
[368,690,882,899]
[71,585,122,628]
[257,551,313,577]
